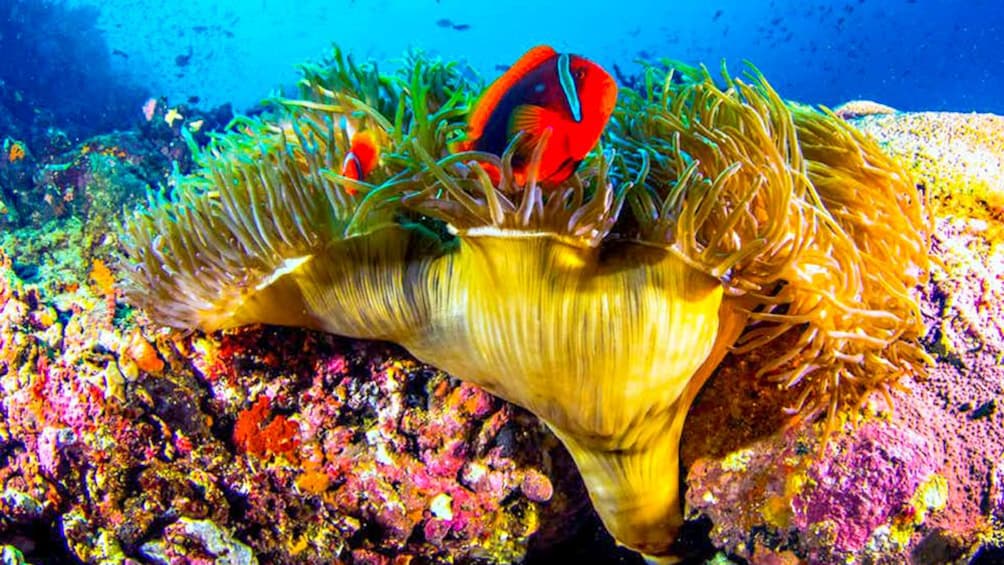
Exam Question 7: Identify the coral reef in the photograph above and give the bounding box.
[855,112,1004,233]
[0,96,234,232]
[0,0,152,229]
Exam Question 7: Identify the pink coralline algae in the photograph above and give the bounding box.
[790,423,941,558]
[0,174,587,564]
[687,419,947,562]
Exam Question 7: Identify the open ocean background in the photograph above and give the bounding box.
[2,0,1002,142]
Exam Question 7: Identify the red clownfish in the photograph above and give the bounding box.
[455,45,618,187]
[340,130,381,194]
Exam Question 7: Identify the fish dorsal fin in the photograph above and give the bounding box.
[466,45,558,142]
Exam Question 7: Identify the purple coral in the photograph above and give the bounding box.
[791,422,938,557]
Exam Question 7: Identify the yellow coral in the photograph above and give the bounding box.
[5,138,27,162]
[125,330,164,374]
[295,468,331,495]
[889,474,948,548]
[89,258,115,296]
[854,112,1004,234]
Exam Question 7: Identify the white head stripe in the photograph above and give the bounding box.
[557,53,582,123]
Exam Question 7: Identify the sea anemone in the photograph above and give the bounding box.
[119,51,929,561]
[610,62,930,433]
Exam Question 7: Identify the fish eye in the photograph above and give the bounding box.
[574,68,586,80]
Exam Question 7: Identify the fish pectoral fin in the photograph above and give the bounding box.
[509,104,563,148]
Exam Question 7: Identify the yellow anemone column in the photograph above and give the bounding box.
[402,233,733,559]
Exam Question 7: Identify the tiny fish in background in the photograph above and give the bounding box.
[435,17,471,31]
[612,64,641,93]
[175,47,193,67]
[454,45,618,187]
[164,107,183,127]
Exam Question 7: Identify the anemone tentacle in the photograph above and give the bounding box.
[402,133,635,247]
[120,93,445,337]
[395,145,731,559]
[609,63,930,430]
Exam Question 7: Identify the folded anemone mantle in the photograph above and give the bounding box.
[121,52,930,562]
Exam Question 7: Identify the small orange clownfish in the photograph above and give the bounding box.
[340,130,381,194]
[455,45,618,187]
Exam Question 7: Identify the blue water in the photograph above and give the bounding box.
[3,0,1002,137]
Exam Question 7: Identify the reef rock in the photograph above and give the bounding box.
[0,236,587,563]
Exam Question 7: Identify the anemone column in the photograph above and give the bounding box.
[402,233,733,557]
